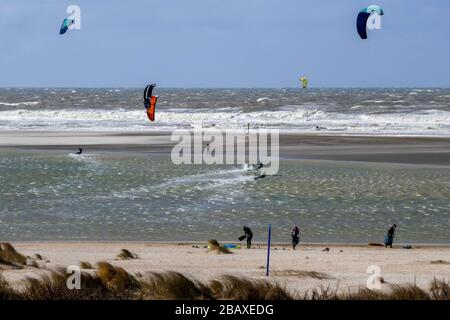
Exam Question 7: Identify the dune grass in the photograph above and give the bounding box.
[79,261,93,269]
[0,263,448,300]
[207,239,231,254]
[117,249,138,260]
[0,243,27,266]
[209,275,292,300]
[430,260,450,265]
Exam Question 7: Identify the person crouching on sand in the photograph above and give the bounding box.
[239,226,253,249]
[291,225,300,250]
[385,224,397,248]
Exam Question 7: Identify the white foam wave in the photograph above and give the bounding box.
[0,101,40,106]
[0,107,450,136]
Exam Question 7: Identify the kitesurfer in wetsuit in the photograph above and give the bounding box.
[254,174,266,181]
[385,224,397,248]
[75,147,83,155]
[291,225,300,250]
[253,162,266,180]
[240,226,253,249]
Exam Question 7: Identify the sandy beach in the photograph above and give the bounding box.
[2,242,449,295]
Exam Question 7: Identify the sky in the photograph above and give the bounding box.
[0,0,449,88]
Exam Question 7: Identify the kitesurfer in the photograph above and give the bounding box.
[239,226,253,249]
[384,224,397,248]
[252,162,266,180]
[255,162,263,170]
[254,174,266,181]
[75,147,83,155]
[144,84,158,122]
[291,225,300,250]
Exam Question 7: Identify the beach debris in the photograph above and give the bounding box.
[96,262,139,290]
[322,248,330,252]
[143,84,158,122]
[271,269,333,280]
[357,5,384,39]
[368,242,384,247]
[402,245,412,249]
[430,260,450,265]
[26,259,39,268]
[339,250,344,253]
[207,239,231,254]
[32,254,44,261]
[117,249,139,260]
[223,244,241,249]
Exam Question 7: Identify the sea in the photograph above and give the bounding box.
[0,88,449,243]
[0,88,450,135]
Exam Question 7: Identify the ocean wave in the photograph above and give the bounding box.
[0,107,450,136]
[0,101,40,106]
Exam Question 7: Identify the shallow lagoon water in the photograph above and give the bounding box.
[1,151,449,243]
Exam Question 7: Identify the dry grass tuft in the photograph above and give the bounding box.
[117,249,138,260]
[0,243,27,266]
[209,275,292,300]
[271,269,332,280]
[429,279,450,300]
[79,261,93,269]
[33,254,44,261]
[140,271,213,300]
[386,284,429,300]
[0,273,21,300]
[96,262,140,291]
[22,267,143,300]
[207,239,231,254]
[26,259,39,268]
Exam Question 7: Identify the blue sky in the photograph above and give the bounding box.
[0,0,449,88]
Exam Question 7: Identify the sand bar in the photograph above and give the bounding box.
[1,130,450,165]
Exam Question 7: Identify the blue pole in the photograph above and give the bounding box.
[266,224,271,276]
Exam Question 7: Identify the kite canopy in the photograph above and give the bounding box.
[357,5,383,39]
[143,84,158,122]
[59,18,74,35]
[300,77,308,89]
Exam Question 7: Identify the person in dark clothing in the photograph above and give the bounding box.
[291,225,300,250]
[75,147,83,155]
[240,226,253,249]
[385,224,397,248]
[254,174,266,181]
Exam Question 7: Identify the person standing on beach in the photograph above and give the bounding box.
[291,225,300,250]
[240,226,253,249]
[385,224,397,248]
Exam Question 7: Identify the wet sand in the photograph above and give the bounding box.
[1,130,450,166]
[2,242,450,295]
